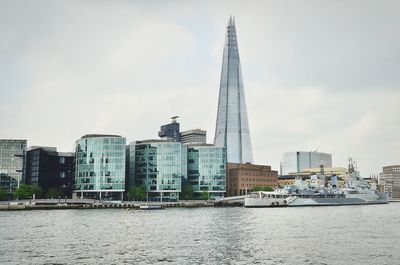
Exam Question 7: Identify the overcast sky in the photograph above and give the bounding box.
[1,0,399,176]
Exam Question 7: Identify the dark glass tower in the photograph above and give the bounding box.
[26,147,75,197]
[214,17,253,163]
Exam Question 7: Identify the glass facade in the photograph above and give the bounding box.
[26,147,74,197]
[0,140,27,193]
[187,145,226,199]
[74,135,126,200]
[158,119,180,142]
[214,17,253,164]
[130,140,187,202]
[281,151,333,175]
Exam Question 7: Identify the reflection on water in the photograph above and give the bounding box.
[1,204,400,265]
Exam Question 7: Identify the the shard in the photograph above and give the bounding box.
[214,17,253,163]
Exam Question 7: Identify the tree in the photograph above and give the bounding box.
[181,185,194,200]
[251,185,274,192]
[201,190,210,201]
[0,188,7,201]
[47,188,62,199]
[13,184,42,199]
[127,186,146,201]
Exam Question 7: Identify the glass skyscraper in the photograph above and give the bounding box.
[187,145,226,199]
[0,139,27,193]
[130,140,187,202]
[214,16,253,163]
[74,134,126,200]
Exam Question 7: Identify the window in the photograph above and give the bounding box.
[59,157,65,164]
[60,172,65,178]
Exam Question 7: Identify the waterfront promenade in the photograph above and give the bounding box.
[0,199,214,211]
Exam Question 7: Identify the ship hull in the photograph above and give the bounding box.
[244,197,288,208]
[288,198,388,207]
[288,193,389,207]
[244,193,389,208]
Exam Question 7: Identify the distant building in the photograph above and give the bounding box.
[380,165,400,198]
[278,175,346,188]
[291,167,347,177]
[281,151,332,176]
[0,139,27,193]
[187,144,226,199]
[129,140,187,202]
[26,146,74,197]
[226,163,278,196]
[180,129,207,145]
[158,116,180,142]
[73,134,126,200]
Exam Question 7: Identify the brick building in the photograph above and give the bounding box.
[226,163,278,196]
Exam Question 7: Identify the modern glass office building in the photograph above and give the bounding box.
[187,145,226,199]
[0,139,27,193]
[214,17,253,164]
[129,140,187,202]
[26,146,74,197]
[281,151,332,176]
[74,134,126,200]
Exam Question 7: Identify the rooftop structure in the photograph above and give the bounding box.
[180,129,207,145]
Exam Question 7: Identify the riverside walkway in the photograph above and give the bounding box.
[0,199,215,211]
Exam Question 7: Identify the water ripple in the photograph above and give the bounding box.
[1,204,400,264]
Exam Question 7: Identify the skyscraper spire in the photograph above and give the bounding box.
[214,17,253,163]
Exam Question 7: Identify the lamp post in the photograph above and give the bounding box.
[14,154,25,190]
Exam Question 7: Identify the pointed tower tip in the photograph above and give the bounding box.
[228,16,235,27]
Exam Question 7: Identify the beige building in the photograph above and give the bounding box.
[226,163,278,196]
[380,165,400,198]
[278,175,346,188]
[278,167,348,188]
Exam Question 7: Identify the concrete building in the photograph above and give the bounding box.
[380,165,400,198]
[180,129,207,145]
[0,139,27,193]
[214,17,253,163]
[281,151,332,176]
[74,134,126,200]
[26,146,74,197]
[226,163,278,196]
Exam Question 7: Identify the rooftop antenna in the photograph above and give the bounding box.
[171,116,179,123]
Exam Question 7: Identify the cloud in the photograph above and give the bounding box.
[0,0,399,176]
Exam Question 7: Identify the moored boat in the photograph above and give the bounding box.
[244,191,288,208]
[139,205,163,210]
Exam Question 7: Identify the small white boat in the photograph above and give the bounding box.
[139,205,163,210]
[244,191,288,208]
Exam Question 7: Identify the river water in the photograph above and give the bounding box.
[1,203,399,265]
